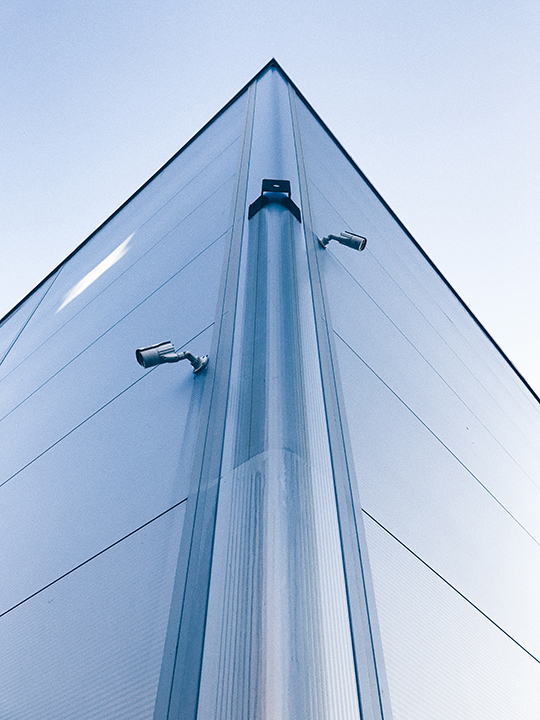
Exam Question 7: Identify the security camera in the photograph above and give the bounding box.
[319,231,367,251]
[135,341,208,374]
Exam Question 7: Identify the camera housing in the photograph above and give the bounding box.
[319,231,367,251]
[136,341,208,374]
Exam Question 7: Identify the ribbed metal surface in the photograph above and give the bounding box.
[3,60,537,720]
[192,69,370,719]
[364,516,540,719]
[0,504,186,719]
[0,73,244,718]
[293,85,540,717]
[198,199,361,720]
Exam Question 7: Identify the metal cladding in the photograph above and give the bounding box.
[1,60,540,719]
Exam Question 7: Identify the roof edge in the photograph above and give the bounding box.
[0,59,280,328]
[278,65,540,406]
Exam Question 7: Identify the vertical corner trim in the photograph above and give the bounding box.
[288,83,393,720]
[153,82,257,720]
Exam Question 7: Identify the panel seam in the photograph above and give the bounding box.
[362,509,540,665]
[288,83,392,720]
[0,497,188,619]
[0,324,214,489]
[335,329,540,549]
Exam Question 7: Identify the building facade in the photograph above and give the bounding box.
[1,60,540,719]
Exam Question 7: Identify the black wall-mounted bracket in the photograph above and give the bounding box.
[248,179,302,222]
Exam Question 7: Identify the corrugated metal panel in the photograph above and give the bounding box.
[0,79,246,717]
[293,82,540,716]
[2,60,539,719]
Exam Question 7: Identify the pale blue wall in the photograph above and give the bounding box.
[295,92,540,718]
[2,63,540,719]
[0,88,247,718]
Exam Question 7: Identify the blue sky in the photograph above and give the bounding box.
[1,0,539,391]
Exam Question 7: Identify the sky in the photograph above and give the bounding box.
[1,0,540,392]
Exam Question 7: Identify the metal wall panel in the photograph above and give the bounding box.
[365,515,540,720]
[3,61,539,719]
[0,150,239,406]
[0,326,209,612]
[0,505,186,719]
[0,271,60,366]
[0,93,246,374]
[0,85,247,717]
[0,248,223,481]
[294,91,540,716]
[335,338,540,656]
[164,69,376,720]
[296,103,539,429]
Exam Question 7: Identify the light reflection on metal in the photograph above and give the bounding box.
[56,233,134,312]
